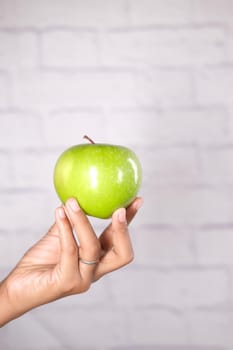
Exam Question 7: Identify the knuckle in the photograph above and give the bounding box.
[59,279,77,295]
[118,225,128,234]
[128,253,134,264]
[59,276,91,295]
[120,252,134,266]
[89,241,101,257]
[66,243,78,256]
[80,280,91,293]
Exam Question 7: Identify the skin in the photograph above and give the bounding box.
[0,196,143,327]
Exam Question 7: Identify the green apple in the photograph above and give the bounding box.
[53,136,142,219]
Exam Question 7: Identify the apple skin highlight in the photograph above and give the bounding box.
[53,142,142,219]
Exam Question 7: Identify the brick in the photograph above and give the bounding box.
[0,112,44,150]
[102,27,225,66]
[106,110,158,148]
[139,185,233,227]
[128,309,186,345]
[199,147,233,185]
[140,146,200,186]
[0,2,4,20]
[3,312,61,349]
[41,30,99,67]
[33,306,130,347]
[227,113,233,140]
[226,23,233,63]
[187,311,233,347]
[0,231,38,268]
[106,106,228,147]
[135,70,193,107]
[44,110,107,148]
[12,151,56,189]
[0,153,14,188]
[112,347,224,350]
[0,191,50,232]
[132,227,195,266]
[12,71,136,109]
[195,67,233,105]
[158,107,228,145]
[13,69,192,110]
[196,228,233,264]
[0,31,38,70]
[110,268,228,308]
[0,73,10,107]
[191,0,233,23]
[129,0,191,25]
[0,0,129,28]
[226,38,233,64]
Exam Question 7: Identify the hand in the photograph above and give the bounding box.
[94,196,142,281]
[0,197,142,326]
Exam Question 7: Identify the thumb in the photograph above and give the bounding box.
[111,208,134,262]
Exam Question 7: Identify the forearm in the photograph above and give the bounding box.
[0,278,19,327]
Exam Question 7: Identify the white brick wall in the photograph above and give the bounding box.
[41,30,100,67]
[101,27,225,66]
[0,72,10,107]
[1,1,233,349]
[0,31,38,69]
[191,0,233,23]
[129,0,192,25]
[195,67,233,105]
[110,267,229,308]
[0,111,44,149]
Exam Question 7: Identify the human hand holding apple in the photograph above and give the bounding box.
[53,136,142,218]
[0,139,142,327]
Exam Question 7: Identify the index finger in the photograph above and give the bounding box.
[64,198,101,280]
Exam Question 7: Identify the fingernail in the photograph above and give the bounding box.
[68,198,80,212]
[118,208,126,223]
[58,207,66,219]
[134,198,143,211]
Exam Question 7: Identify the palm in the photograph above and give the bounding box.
[20,225,61,267]
[7,225,63,310]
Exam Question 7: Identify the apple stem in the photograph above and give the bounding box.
[83,135,95,144]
